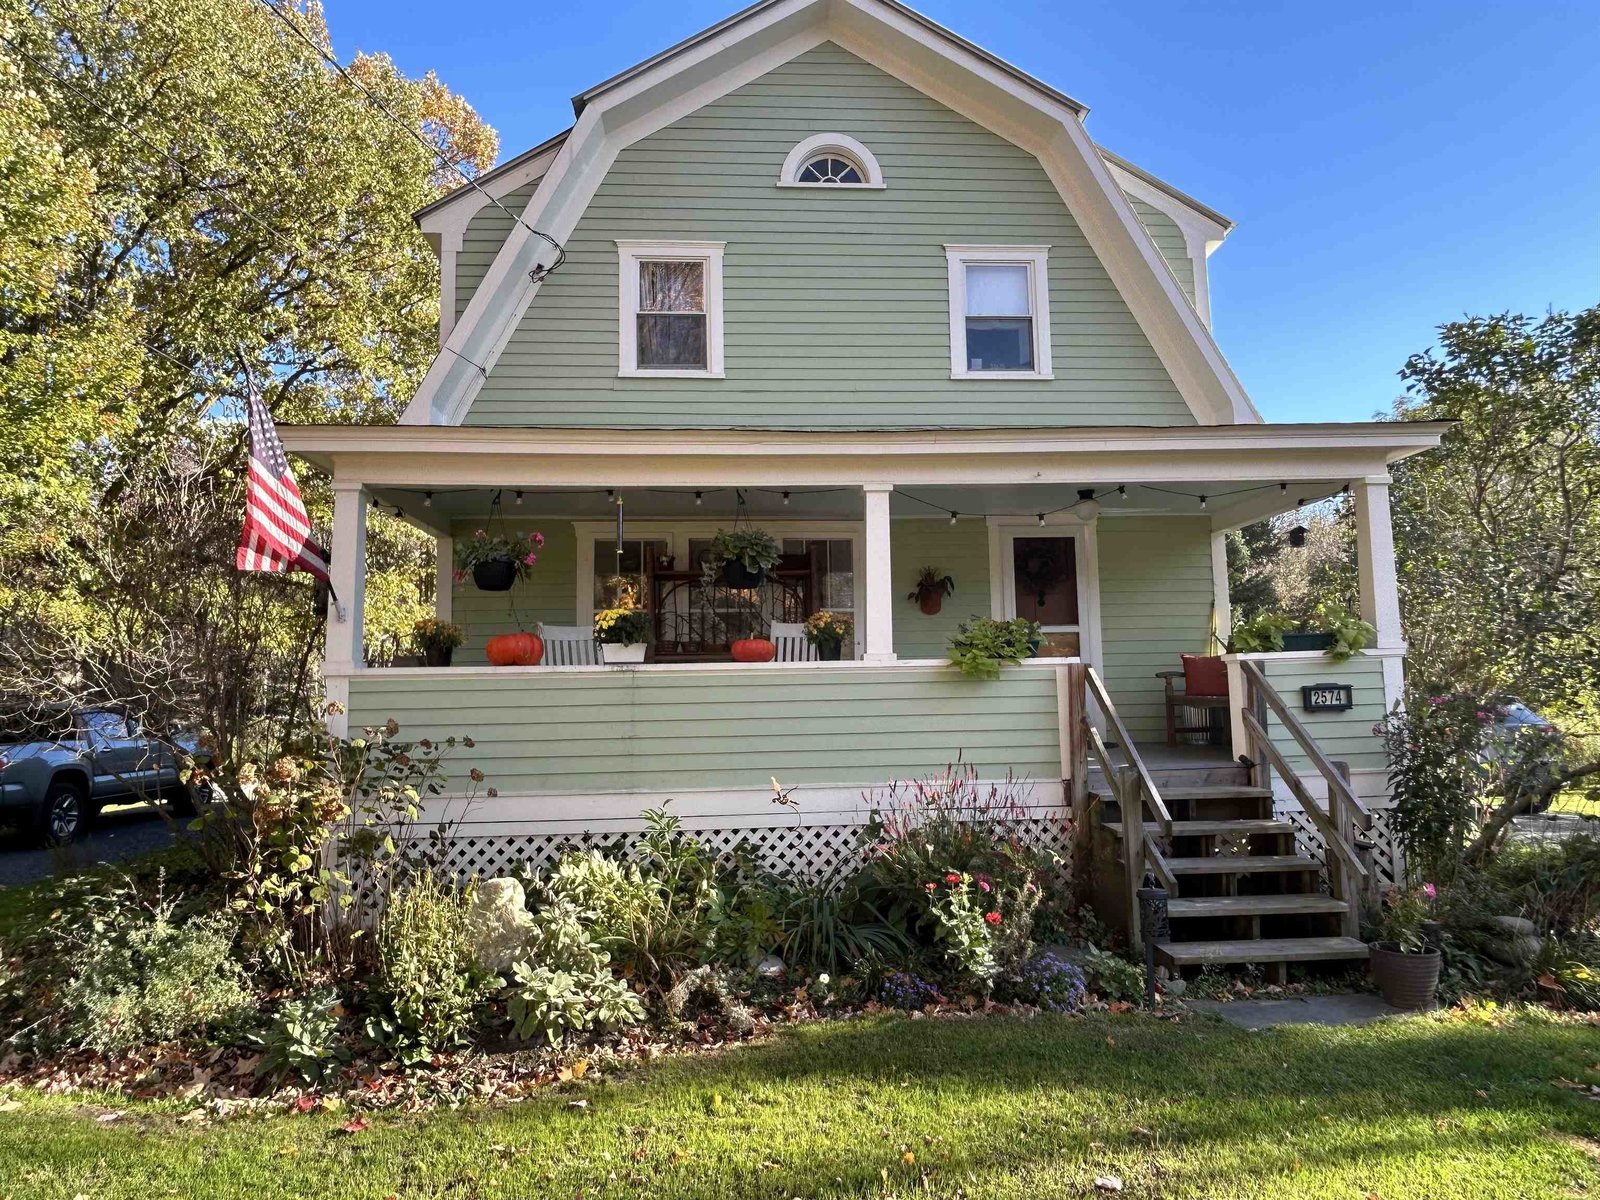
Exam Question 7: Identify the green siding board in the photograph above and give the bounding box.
[891,519,991,660]
[1259,656,1389,775]
[346,665,1062,795]
[1096,516,1217,741]
[448,518,577,664]
[460,43,1192,429]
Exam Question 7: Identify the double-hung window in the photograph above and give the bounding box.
[944,245,1053,379]
[617,240,725,377]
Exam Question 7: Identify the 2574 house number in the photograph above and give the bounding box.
[1301,684,1354,712]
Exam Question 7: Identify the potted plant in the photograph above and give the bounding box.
[947,617,1043,680]
[907,566,955,616]
[594,607,650,663]
[706,528,781,589]
[454,528,546,592]
[1367,882,1441,1010]
[1226,602,1374,663]
[803,611,853,660]
[411,618,463,667]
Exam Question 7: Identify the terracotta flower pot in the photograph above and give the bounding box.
[1369,944,1441,1011]
[472,558,518,592]
[485,632,544,666]
[917,591,943,616]
[731,637,776,662]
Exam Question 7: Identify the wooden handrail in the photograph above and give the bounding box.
[1242,710,1368,883]
[1238,660,1373,830]
[1085,666,1172,834]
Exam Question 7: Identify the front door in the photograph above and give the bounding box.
[1003,533,1082,658]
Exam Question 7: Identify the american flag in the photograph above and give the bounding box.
[236,382,331,583]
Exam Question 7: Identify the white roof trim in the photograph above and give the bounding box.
[400,0,1262,427]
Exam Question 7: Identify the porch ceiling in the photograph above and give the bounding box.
[370,478,1349,532]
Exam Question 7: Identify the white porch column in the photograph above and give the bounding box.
[325,482,369,676]
[1209,530,1232,645]
[1352,474,1405,709]
[435,534,454,622]
[861,483,896,663]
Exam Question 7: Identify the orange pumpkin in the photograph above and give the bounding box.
[485,632,544,666]
[730,637,776,663]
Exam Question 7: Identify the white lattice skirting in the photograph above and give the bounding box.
[1276,801,1406,889]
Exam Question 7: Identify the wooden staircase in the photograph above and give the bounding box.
[1070,663,1374,982]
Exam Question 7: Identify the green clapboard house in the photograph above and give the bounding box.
[282,0,1445,973]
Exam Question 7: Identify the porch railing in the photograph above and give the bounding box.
[1066,663,1173,945]
[1237,659,1372,938]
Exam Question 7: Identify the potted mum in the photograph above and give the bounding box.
[1368,882,1441,1010]
[594,607,650,663]
[907,566,955,615]
[411,618,463,667]
[803,611,853,660]
[455,528,546,592]
[706,528,781,589]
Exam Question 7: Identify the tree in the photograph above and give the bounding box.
[0,0,495,762]
[1391,308,1600,711]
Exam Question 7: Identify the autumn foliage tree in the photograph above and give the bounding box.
[0,0,496,762]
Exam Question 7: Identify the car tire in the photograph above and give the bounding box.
[37,779,89,845]
[168,778,211,819]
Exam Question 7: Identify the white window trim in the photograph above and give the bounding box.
[573,520,866,658]
[944,244,1053,381]
[777,133,885,189]
[616,239,725,379]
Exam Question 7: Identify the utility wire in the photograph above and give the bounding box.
[254,0,565,283]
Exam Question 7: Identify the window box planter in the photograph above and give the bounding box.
[1368,943,1441,1011]
[601,642,647,664]
[1280,632,1336,653]
[472,558,519,592]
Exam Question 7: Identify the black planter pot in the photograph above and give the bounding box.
[423,645,454,667]
[1281,631,1336,652]
[472,558,518,592]
[814,639,843,661]
[720,559,766,589]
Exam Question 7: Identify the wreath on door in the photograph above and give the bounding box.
[1018,546,1066,608]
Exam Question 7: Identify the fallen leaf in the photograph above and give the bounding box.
[571,1058,589,1080]
[1094,1176,1123,1193]
[95,1111,123,1124]
[902,1151,916,1165]
[0,1098,21,1113]
[338,1117,369,1135]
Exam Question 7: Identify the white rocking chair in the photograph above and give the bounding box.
[540,624,599,666]
[769,622,815,662]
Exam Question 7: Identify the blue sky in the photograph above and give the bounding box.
[327,0,1599,423]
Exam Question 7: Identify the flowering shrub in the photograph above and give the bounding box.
[1376,689,1561,880]
[453,528,545,580]
[1373,883,1437,954]
[925,872,1001,981]
[1002,951,1087,1012]
[878,972,942,1010]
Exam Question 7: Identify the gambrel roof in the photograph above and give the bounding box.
[404,0,1258,427]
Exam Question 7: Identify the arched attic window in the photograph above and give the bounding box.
[777,133,885,189]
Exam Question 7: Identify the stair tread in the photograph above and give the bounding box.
[1157,936,1370,965]
[1164,854,1322,874]
[1168,894,1349,917]
[1105,819,1294,837]
[1155,786,1275,800]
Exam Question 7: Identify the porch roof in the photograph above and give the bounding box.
[281,421,1447,534]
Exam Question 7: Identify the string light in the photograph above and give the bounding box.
[1199,495,1208,510]
[781,491,791,506]
[422,491,433,508]
[949,511,959,525]
[1280,482,1288,493]
[514,490,524,505]
[1036,513,1046,527]
[694,491,703,506]
[1115,486,1127,500]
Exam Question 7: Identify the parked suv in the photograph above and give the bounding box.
[0,706,210,843]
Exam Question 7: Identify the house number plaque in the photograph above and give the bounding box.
[1301,684,1354,712]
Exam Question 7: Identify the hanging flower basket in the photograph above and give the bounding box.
[721,559,766,589]
[472,558,518,592]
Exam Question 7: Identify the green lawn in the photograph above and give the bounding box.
[1,1008,1596,1199]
